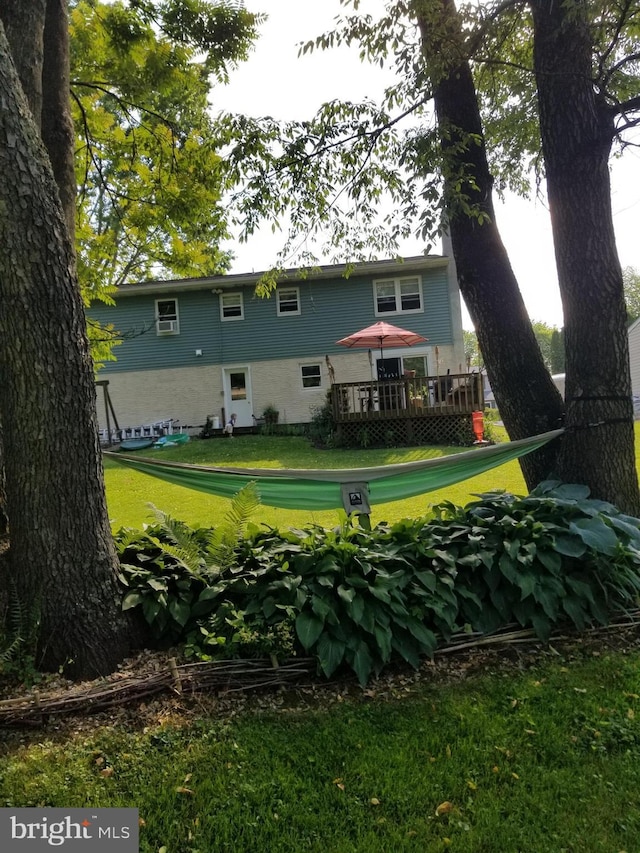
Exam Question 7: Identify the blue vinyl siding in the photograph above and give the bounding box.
[88,268,453,373]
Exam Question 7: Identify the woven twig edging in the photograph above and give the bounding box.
[1,610,639,726]
[0,659,316,726]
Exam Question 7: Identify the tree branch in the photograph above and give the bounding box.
[597,0,635,84]
[610,94,640,117]
[602,50,640,90]
[464,0,527,59]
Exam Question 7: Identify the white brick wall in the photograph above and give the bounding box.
[95,345,461,430]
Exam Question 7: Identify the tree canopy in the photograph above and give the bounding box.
[70,0,261,363]
[217,0,639,511]
[72,0,260,291]
[218,0,640,265]
[624,266,640,325]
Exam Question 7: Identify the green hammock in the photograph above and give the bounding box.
[104,429,563,512]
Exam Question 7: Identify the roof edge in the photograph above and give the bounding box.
[114,255,449,297]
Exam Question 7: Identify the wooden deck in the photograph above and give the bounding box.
[330,372,484,446]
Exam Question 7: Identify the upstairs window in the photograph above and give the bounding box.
[301,364,322,388]
[277,286,300,316]
[374,277,423,316]
[156,299,179,334]
[220,292,244,321]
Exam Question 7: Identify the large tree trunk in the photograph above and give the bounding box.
[42,0,76,242]
[416,0,565,489]
[530,0,639,514]
[0,0,49,539]
[0,0,46,127]
[0,20,133,678]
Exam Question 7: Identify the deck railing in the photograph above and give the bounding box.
[330,372,484,422]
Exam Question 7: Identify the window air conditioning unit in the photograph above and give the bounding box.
[157,319,177,333]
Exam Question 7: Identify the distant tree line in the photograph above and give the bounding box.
[464,322,565,376]
[624,267,640,325]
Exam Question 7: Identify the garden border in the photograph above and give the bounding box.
[1,612,639,726]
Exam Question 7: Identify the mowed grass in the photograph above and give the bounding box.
[104,422,640,531]
[3,650,640,852]
[103,431,528,531]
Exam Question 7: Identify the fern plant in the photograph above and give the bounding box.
[148,480,261,579]
[117,483,261,642]
[0,577,40,680]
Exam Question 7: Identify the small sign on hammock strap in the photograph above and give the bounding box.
[341,482,371,515]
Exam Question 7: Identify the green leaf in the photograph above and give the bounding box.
[405,618,436,654]
[122,591,145,611]
[351,641,374,687]
[536,549,562,574]
[547,483,591,500]
[414,570,437,591]
[295,611,324,650]
[391,633,420,669]
[197,587,223,602]
[262,597,277,619]
[311,594,332,620]
[374,624,393,663]
[506,538,521,560]
[490,587,514,621]
[562,597,588,630]
[142,596,161,624]
[344,574,370,588]
[569,518,619,556]
[337,584,356,604]
[168,598,191,627]
[554,535,587,558]
[369,584,391,603]
[317,633,345,677]
[609,515,640,545]
[498,552,519,583]
[515,570,537,601]
[530,610,552,641]
[533,584,561,620]
[347,594,365,625]
[565,577,596,605]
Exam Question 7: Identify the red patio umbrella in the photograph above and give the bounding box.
[336,320,427,362]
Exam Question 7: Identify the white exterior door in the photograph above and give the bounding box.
[223,367,253,427]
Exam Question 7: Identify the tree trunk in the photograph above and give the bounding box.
[416,0,565,489]
[0,0,46,126]
[0,20,133,678]
[0,0,49,538]
[42,0,76,242]
[530,0,640,514]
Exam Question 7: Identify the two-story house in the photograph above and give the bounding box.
[89,253,466,435]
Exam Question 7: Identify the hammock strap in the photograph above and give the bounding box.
[104,428,563,512]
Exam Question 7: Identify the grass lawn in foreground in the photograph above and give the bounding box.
[103,433,528,531]
[2,648,640,852]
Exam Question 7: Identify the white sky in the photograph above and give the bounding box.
[214,0,640,330]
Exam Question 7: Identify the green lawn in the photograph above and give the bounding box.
[3,648,640,851]
[105,423,640,531]
[103,433,528,531]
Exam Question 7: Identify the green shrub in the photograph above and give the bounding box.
[308,391,336,447]
[116,482,640,685]
[417,481,640,639]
